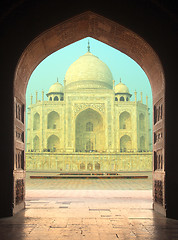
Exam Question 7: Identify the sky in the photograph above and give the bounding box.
[26,36,153,132]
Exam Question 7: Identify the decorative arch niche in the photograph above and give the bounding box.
[47,111,60,129]
[119,111,131,129]
[33,112,40,130]
[13,11,165,216]
[47,134,59,151]
[75,108,104,152]
[33,135,40,151]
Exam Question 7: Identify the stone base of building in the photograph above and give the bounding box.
[25,152,152,172]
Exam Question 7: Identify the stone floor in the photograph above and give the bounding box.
[1,191,178,240]
[0,173,178,240]
[26,171,152,190]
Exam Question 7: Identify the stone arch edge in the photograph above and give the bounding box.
[13,11,166,217]
[14,11,165,99]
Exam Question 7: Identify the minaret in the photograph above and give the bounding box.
[146,95,148,106]
[140,92,143,103]
[30,94,33,105]
[36,91,38,103]
[134,90,137,102]
[42,90,44,101]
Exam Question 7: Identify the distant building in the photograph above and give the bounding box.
[26,45,152,172]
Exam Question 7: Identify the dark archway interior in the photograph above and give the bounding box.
[0,0,178,219]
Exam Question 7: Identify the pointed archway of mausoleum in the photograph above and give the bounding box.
[14,11,165,216]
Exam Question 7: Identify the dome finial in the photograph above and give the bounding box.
[57,77,59,82]
[87,39,90,52]
[120,78,122,83]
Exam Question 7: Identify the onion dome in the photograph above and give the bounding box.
[115,81,130,94]
[48,81,64,94]
[64,42,113,90]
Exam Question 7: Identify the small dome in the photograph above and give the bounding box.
[48,82,63,94]
[65,51,113,90]
[115,81,129,94]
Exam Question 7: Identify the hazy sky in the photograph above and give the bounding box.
[26,36,153,126]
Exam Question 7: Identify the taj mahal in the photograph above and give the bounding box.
[26,43,152,172]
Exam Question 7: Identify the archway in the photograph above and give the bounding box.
[140,136,146,151]
[33,135,40,151]
[75,108,104,152]
[119,111,131,129]
[120,135,132,152]
[13,11,165,216]
[33,112,40,130]
[47,135,60,151]
[47,111,60,129]
[139,113,145,130]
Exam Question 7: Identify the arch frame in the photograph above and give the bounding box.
[119,110,131,130]
[47,134,60,151]
[75,107,104,152]
[13,11,165,216]
[47,110,60,129]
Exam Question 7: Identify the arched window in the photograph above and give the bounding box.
[87,163,93,170]
[54,96,59,101]
[86,122,93,131]
[33,135,40,151]
[47,135,59,151]
[33,112,40,130]
[115,97,118,101]
[86,140,93,151]
[47,111,60,129]
[120,96,125,101]
[119,111,131,129]
[80,163,85,170]
[49,97,52,101]
[139,113,145,130]
[140,136,145,151]
[126,97,129,101]
[120,135,132,152]
[95,162,100,170]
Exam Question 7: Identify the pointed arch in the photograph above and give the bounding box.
[12,11,166,216]
[119,111,131,129]
[95,162,100,171]
[33,135,40,151]
[47,111,60,129]
[33,112,40,130]
[120,135,132,152]
[75,108,104,152]
[47,135,59,151]
[140,136,145,151]
[139,113,145,130]
[80,163,85,170]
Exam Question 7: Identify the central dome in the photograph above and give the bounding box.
[65,51,113,90]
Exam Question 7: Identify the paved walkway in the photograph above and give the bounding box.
[1,172,177,239]
[26,171,152,190]
[1,190,178,240]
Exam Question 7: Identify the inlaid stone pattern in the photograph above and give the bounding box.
[15,179,24,205]
[154,149,163,171]
[154,180,163,205]
[16,101,24,123]
[74,103,105,116]
[16,128,24,142]
[15,149,24,170]
[154,100,163,125]
[154,130,163,144]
